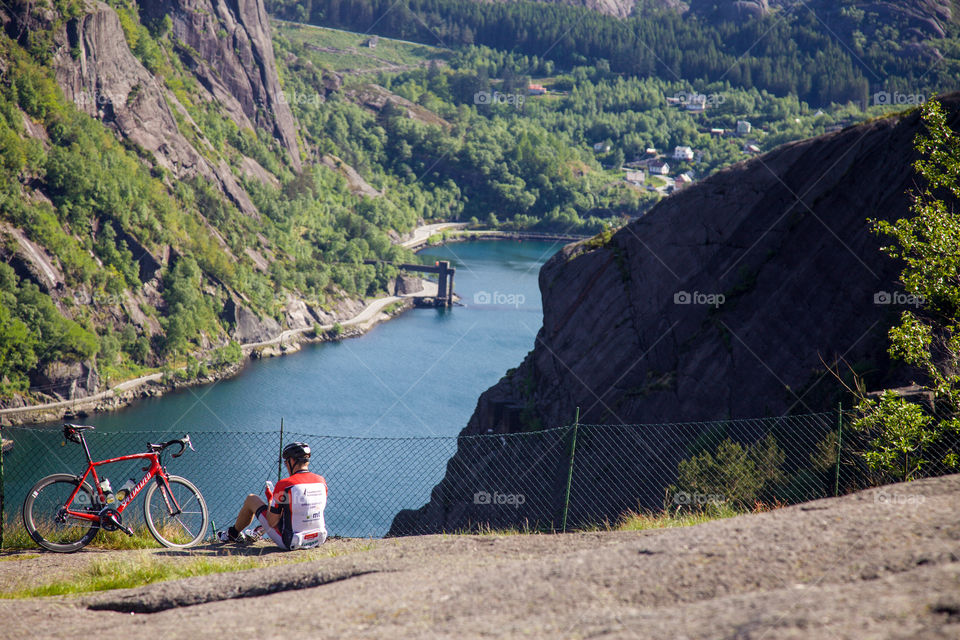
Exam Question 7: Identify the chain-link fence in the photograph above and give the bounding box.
[1,407,956,547]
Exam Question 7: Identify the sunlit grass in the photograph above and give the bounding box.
[1,522,193,551]
[613,500,785,532]
[614,505,742,531]
[450,521,549,536]
[0,540,378,599]
[0,554,40,562]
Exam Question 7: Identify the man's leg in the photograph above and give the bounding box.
[233,494,266,532]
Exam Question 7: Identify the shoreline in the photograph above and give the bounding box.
[0,226,584,427]
[0,282,440,426]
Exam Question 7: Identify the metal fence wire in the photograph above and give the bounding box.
[0,408,956,547]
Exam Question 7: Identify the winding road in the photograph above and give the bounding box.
[0,222,456,421]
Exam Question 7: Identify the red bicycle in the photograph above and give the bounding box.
[22,424,209,552]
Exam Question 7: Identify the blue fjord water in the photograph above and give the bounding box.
[5,240,561,538]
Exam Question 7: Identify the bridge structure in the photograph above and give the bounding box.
[365,259,456,307]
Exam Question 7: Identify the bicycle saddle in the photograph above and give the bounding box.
[64,424,95,431]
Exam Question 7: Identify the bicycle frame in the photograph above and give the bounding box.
[62,435,182,524]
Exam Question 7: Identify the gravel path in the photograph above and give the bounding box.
[1,475,958,638]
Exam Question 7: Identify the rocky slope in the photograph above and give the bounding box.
[139,0,301,171]
[390,94,960,535]
[52,2,259,215]
[4,475,960,638]
[0,0,416,411]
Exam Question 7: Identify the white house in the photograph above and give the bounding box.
[736,120,752,135]
[593,142,611,153]
[673,146,694,161]
[647,159,670,175]
[685,97,707,112]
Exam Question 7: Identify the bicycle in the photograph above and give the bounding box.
[22,424,209,552]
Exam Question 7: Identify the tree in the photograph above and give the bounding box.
[852,99,960,479]
[672,434,785,508]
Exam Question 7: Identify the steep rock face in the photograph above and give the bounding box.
[390,94,960,535]
[140,0,300,170]
[30,361,99,401]
[488,104,960,428]
[53,2,258,215]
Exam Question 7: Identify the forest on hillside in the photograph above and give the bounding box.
[0,0,957,404]
[267,0,960,106]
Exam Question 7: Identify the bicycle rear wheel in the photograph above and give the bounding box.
[22,474,99,553]
[143,475,209,548]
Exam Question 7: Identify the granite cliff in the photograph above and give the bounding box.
[390,94,960,535]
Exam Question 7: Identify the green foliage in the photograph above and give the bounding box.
[268,0,957,106]
[211,341,243,367]
[671,435,785,508]
[853,391,952,481]
[0,263,98,393]
[161,258,218,356]
[854,99,960,480]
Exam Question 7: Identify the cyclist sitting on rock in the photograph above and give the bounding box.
[217,441,328,549]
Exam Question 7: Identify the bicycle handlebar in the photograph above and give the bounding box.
[148,435,195,458]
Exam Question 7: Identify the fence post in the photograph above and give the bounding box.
[277,417,284,483]
[834,402,843,497]
[1,426,4,550]
[561,407,580,533]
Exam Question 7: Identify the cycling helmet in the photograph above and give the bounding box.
[281,441,311,462]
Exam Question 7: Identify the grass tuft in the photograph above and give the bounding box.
[0,540,377,599]
[614,500,784,532]
[1,522,169,551]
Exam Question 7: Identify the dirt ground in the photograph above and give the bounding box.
[1,475,959,639]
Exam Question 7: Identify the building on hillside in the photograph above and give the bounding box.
[593,142,611,153]
[528,84,547,95]
[647,159,670,175]
[710,127,725,137]
[736,120,752,135]
[624,169,646,185]
[685,95,708,112]
[673,146,694,161]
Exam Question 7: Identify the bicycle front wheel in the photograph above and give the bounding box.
[143,475,209,548]
[23,474,99,553]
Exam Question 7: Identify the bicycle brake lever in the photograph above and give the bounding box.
[172,435,193,458]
